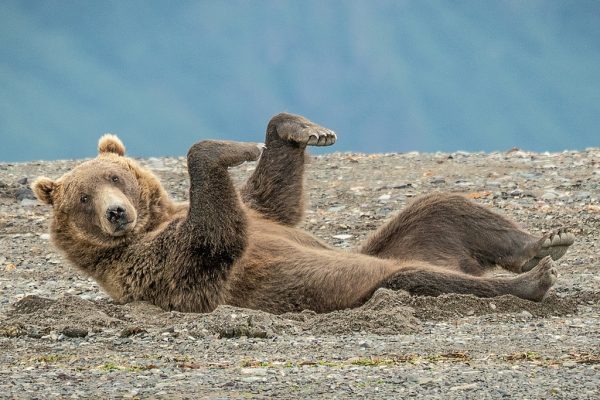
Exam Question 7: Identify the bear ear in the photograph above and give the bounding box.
[31,177,56,205]
[98,134,126,156]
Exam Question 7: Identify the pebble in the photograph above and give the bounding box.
[450,383,478,391]
[20,199,38,207]
[576,192,591,200]
[332,234,353,240]
[241,368,268,376]
[61,327,89,338]
[15,187,36,201]
[387,183,412,189]
[520,311,533,318]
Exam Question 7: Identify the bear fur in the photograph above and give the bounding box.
[32,113,574,314]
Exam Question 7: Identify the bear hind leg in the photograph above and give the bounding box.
[241,113,336,226]
[383,256,557,302]
[359,193,574,275]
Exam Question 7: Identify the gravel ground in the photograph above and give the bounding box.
[1,148,599,399]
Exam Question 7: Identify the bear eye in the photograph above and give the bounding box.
[111,175,119,183]
[80,195,89,204]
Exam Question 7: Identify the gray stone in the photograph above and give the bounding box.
[15,187,36,201]
[541,192,557,201]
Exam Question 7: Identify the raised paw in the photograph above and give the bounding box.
[267,112,336,147]
[513,256,558,301]
[188,140,264,169]
[521,228,575,272]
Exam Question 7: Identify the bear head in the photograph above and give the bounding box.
[32,134,172,248]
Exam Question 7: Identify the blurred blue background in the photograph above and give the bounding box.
[1,0,599,161]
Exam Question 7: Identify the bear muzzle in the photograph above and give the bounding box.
[104,206,136,235]
[98,187,137,236]
[106,206,130,227]
[103,205,136,236]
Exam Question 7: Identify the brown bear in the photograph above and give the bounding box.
[32,113,575,314]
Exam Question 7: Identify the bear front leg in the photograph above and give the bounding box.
[241,113,336,226]
[141,140,263,314]
[184,140,262,257]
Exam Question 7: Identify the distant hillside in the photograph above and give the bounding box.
[1,0,599,161]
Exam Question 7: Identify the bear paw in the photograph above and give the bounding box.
[521,228,575,272]
[270,113,336,147]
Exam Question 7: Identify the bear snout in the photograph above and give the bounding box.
[104,204,135,234]
[106,205,128,225]
[96,186,138,236]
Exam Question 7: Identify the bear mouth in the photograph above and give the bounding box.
[111,220,136,236]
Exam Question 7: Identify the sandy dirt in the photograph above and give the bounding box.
[1,148,599,398]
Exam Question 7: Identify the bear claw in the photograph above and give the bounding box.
[303,128,336,147]
[521,228,574,272]
[271,113,337,147]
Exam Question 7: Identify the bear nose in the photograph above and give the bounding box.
[106,206,127,224]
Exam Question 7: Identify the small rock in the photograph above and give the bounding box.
[20,199,38,207]
[120,326,147,338]
[61,327,88,338]
[520,310,533,318]
[509,189,523,197]
[240,368,268,376]
[576,192,591,200]
[17,177,28,185]
[332,234,353,240]
[16,187,36,201]
[417,377,434,385]
[388,183,412,189]
[430,177,445,184]
[450,383,478,391]
[541,192,557,201]
[519,172,540,180]
[455,180,474,187]
[241,376,266,383]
